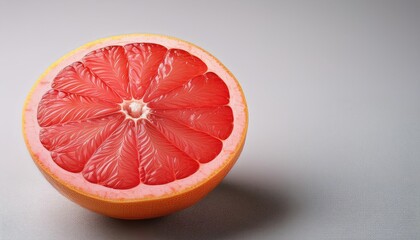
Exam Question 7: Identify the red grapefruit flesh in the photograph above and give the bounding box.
[23,34,248,219]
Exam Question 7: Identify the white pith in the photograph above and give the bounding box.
[120,99,150,120]
[129,102,142,114]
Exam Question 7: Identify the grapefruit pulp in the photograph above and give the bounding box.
[23,34,248,219]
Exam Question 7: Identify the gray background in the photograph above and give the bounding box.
[1,1,419,239]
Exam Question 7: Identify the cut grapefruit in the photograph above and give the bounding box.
[22,34,248,219]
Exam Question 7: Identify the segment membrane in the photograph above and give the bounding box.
[143,49,207,102]
[148,114,223,163]
[39,114,124,172]
[51,62,121,102]
[82,120,140,189]
[137,120,199,185]
[83,46,131,100]
[37,89,120,127]
[147,72,230,109]
[151,106,233,140]
[125,43,167,99]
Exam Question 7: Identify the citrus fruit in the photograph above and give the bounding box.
[22,34,248,219]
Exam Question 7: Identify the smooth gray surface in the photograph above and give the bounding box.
[1,1,419,239]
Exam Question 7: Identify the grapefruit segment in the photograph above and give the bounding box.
[82,120,139,189]
[39,114,125,173]
[125,43,167,99]
[137,120,199,185]
[151,106,234,140]
[37,89,120,127]
[83,46,131,100]
[148,72,230,109]
[144,49,208,102]
[148,114,223,163]
[51,62,121,103]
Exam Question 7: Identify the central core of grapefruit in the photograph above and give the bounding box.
[121,100,149,119]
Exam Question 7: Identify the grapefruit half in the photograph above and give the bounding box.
[22,34,248,219]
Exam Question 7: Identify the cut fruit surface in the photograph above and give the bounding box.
[39,43,231,189]
[23,34,247,219]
